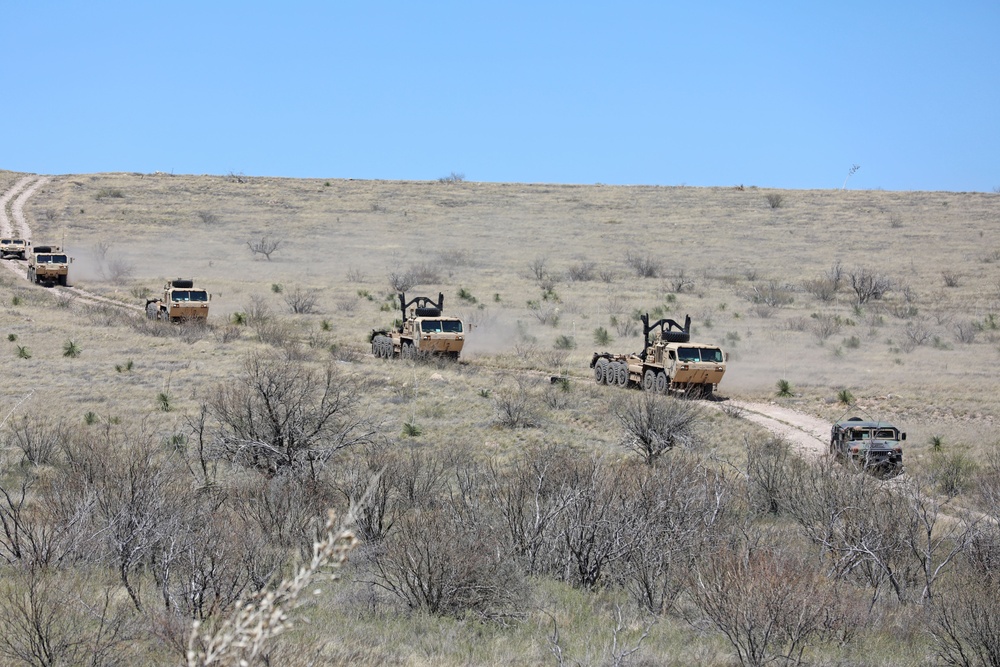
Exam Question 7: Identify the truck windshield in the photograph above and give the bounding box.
[37,255,67,263]
[172,291,208,302]
[420,320,463,333]
[677,347,723,363]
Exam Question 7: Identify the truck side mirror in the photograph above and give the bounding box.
[901,433,906,441]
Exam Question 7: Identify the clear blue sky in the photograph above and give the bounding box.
[4,1,998,192]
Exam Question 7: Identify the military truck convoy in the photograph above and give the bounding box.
[145,279,211,322]
[371,292,466,360]
[590,314,726,398]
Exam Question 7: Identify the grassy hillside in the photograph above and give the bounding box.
[1,169,999,666]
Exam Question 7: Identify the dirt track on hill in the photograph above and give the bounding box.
[723,400,829,460]
[1,176,142,313]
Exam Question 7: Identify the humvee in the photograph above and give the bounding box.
[830,417,905,474]
[0,238,30,260]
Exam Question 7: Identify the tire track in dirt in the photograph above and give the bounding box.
[11,176,48,238]
[0,175,37,237]
[0,177,142,313]
[718,400,830,461]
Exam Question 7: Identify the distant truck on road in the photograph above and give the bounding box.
[0,238,30,260]
[27,245,71,286]
[145,279,211,322]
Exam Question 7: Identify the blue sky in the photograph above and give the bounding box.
[4,1,998,192]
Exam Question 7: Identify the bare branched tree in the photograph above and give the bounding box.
[246,236,281,260]
[614,392,702,464]
[849,267,892,305]
[208,353,379,478]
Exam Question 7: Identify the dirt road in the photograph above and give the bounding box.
[724,400,829,460]
[1,176,142,313]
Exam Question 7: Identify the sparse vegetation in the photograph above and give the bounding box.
[0,172,996,666]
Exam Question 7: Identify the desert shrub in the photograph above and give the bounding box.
[692,535,861,667]
[776,379,793,397]
[246,235,281,260]
[370,507,525,619]
[207,352,378,478]
[810,313,842,341]
[567,261,596,282]
[614,392,703,465]
[765,193,785,208]
[625,250,661,278]
[744,435,793,515]
[491,377,541,428]
[593,326,612,346]
[929,450,978,498]
[616,456,732,614]
[849,267,892,305]
[283,286,319,314]
[4,414,69,466]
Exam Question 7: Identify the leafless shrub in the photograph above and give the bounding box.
[4,414,69,466]
[625,250,661,278]
[0,568,137,666]
[387,271,414,293]
[901,321,933,350]
[187,510,359,667]
[93,238,112,261]
[100,254,136,284]
[214,325,243,344]
[810,313,842,341]
[942,271,961,288]
[765,193,785,209]
[612,315,638,338]
[742,280,794,308]
[407,262,440,285]
[207,352,378,478]
[437,171,465,183]
[692,538,857,667]
[745,435,793,515]
[227,171,249,183]
[369,497,525,620]
[849,267,892,305]
[283,286,319,314]
[802,277,838,302]
[529,256,549,281]
[345,267,366,283]
[954,321,978,344]
[196,211,218,225]
[599,268,618,283]
[246,235,281,260]
[749,303,777,319]
[531,305,560,327]
[667,270,694,293]
[492,377,541,428]
[613,392,702,465]
[567,261,596,282]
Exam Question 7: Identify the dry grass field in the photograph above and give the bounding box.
[2,168,1000,666]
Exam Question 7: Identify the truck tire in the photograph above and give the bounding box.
[593,359,607,384]
[643,370,656,391]
[606,363,617,385]
[615,363,628,386]
[655,372,668,394]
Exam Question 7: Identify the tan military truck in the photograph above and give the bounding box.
[830,417,905,475]
[590,314,726,397]
[370,292,466,360]
[27,245,72,286]
[0,238,30,260]
[145,279,211,322]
